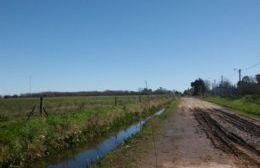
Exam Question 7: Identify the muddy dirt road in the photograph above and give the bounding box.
[140,98,260,168]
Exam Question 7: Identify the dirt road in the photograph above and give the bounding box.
[140,98,260,168]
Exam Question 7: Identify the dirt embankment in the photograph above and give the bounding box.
[140,98,260,168]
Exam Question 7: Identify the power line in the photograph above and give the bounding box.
[29,76,32,96]
[225,71,237,78]
[244,61,260,71]
[231,61,260,83]
[208,61,260,88]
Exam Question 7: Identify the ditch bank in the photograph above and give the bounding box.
[45,109,166,168]
[1,98,173,168]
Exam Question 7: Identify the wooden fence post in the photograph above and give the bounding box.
[115,96,117,106]
[26,105,36,121]
[40,96,44,117]
[26,96,48,121]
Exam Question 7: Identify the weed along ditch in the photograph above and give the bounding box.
[45,108,165,168]
[0,95,173,167]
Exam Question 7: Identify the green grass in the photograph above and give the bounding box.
[0,95,152,120]
[206,95,260,116]
[95,98,179,168]
[0,95,173,167]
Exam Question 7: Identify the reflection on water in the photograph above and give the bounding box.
[47,109,165,168]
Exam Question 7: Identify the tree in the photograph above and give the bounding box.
[242,76,255,83]
[242,76,251,83]
[238,75,258,95]
[221,80,233,88]
[204,80,211,91]
[154,87,171,94]
[191,78,206,95]
[256,74,260,84]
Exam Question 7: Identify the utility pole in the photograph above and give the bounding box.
[145,80,150,110]
[220,75,224,96]
[145,80,157,168]
[29,76,32,96]
[234,68,242,83]
[238,69,242,82]
[213,79,216,95]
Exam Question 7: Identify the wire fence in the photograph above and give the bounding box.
[0,95,170,121]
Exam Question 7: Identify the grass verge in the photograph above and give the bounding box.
[94,98,179,168]
[0,96,173,167]
[205,95,260,116]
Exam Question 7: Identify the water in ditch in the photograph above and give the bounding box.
[45,108,165,168]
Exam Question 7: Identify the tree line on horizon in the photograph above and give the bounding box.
[186,73,260,96]
[0,87,180,99]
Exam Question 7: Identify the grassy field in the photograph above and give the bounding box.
[0,95,150,120]
[206,95,260,116]
[95,98,179,168]
[0,95,173,167]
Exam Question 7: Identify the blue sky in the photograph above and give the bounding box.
[0,0,260,95]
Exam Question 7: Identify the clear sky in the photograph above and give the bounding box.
[0,0,260,95]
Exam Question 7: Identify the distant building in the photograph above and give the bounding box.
[212,86,236,97]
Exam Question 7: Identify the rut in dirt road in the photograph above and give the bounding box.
[194,108,260,167]
[211,108,260,137]
[140,98,260,168]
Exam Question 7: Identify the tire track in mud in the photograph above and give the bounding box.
[193,108,260,168]
[209,108,260,137]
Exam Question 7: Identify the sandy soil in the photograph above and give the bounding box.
[140,97,260,168]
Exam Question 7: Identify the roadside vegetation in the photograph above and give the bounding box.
[95,98,179,168]
[0,96,145,120]
[0,95,173,167]
[206,95,260,116]
[185,73,260,116]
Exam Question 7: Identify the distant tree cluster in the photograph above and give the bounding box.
[2,88,175,99]
[154,87,173,95]
[2,95,19,99]
[20,90,140,98]
[186,73,260,97]
[190,78,208,96]
[237,74,260,95]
